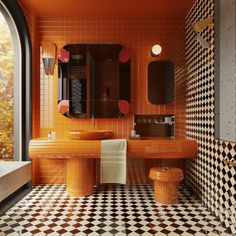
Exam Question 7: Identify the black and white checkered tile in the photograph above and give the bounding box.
[185,0,236,235]
[0,185,231,236]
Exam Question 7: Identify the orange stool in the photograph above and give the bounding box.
[149,167,184,204]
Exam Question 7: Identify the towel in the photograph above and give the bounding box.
[100,139,127,184]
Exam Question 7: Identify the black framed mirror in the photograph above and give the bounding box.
[58,43,131,118]
[148,60,174,105]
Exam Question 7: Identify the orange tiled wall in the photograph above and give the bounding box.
[34,19,187,185]
[32,158,66,184]
[38,19,187,139]
[19,4,188,184]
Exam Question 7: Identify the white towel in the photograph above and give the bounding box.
[100,139,127,184]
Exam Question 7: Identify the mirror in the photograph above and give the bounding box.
[148,61,174,104]
[58,43,131,118]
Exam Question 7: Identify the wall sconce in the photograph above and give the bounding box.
[192,17,213,48]
[150,44,162,56]
[42,57,54,76]
[42,43,57,76]
[192,17,213,33]
[196,34,210,48]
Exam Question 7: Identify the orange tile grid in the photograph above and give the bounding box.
[19,1,190,185]
[36,20,187,140]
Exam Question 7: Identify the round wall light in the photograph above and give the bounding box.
[151,44,162,56]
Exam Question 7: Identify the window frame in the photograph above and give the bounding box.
[0,0,32,161]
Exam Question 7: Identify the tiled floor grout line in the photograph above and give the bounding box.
[0,184,232,236]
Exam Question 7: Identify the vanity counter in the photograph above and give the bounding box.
[29,138,197,159]
[29,138,197,197]
[29,138,100,158]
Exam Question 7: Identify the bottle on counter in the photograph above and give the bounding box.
[131,129,136,138]
[48,131,52,140]
[51,131,56,141]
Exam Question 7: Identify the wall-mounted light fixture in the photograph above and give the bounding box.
[42,43,57,77]
[42,57,54,76]
[150,44,162,56]
[192,17,213,33]
[192,17,213,48]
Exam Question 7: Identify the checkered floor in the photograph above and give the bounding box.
[0,185,232,236]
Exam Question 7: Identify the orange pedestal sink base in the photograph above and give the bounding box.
[66,158,96,196]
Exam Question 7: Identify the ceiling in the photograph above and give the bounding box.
[20,0,196,20]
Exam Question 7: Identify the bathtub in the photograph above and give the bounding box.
[0,161,31,202]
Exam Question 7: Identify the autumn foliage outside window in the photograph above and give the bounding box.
[0,12,14,160]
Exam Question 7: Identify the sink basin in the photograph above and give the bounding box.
[69,130,113,140]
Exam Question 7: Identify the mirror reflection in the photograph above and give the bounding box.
[58,43,131,118]
[148,60,174,105]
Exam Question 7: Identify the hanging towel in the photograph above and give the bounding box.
[100,139,127,184]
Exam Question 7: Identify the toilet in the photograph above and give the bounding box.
[149,167,184,204]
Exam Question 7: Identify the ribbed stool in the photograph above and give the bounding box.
[149,167,183,204]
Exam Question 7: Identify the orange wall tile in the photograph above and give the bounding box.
[32,158,66,184]
[37,19,187,140]
[20,3,188,185]
[18,0,196,21]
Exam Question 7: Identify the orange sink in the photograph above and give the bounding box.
[69,130,113,140]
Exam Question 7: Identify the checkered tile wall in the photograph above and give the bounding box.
[185,0,236,234]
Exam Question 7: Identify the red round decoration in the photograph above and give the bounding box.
[58,48,69,63]
[119,49,131,63]
[118,100,130,114]
[58,100,69,114]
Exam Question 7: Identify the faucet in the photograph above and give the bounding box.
[91,114,95,130]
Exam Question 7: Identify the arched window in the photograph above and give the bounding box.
[0,0,31,161]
